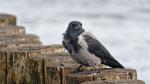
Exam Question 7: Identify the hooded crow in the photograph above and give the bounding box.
[62,21,124,71]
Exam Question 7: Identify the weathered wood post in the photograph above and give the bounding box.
[0,35,42,48]
[0,26,42,48]
[0,45,64,84]
[66,68,137,84]
[30,52,77,84]
[44,53,78,84]
[0,14,16,26]
[0,34,41,42]
[0,25,25,35]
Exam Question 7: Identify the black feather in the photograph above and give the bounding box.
[83,34,124,68]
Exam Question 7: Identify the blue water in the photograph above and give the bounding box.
[0,0,150,83]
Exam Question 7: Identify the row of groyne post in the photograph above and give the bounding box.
[0,13,145,84]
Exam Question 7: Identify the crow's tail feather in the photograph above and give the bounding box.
[104,59,125,68]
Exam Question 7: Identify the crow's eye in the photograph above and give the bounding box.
[80,23,82,26]
[72,23,76,27]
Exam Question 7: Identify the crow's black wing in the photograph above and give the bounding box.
[83,33,124,68]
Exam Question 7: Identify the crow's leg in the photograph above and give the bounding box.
[73,64,82,73]
[76,64,82,71]
[90,65,100,73]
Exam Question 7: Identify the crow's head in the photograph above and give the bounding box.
[67,21,82,30]
[66,21,84,37]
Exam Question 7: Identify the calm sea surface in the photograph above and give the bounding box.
[0,0,150,83]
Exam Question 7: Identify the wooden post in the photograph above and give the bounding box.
[66,68,137,84]
[0,40,42,48]
[0,14,16,26]
[0,34,41,42]
[0,25,25,35]
[43,45,65,54]
[30,53,76,84]
[0,34,42,48]
[93,68,137,80]
[45,62,79,84]
[45,62,62,84]
[61,63,80,84]
[0,45,65,84]
[0,51,7,84]
[67,73,94,84]
[81,80,145,84]
[30,56,44,84]
[44,53,77,84]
